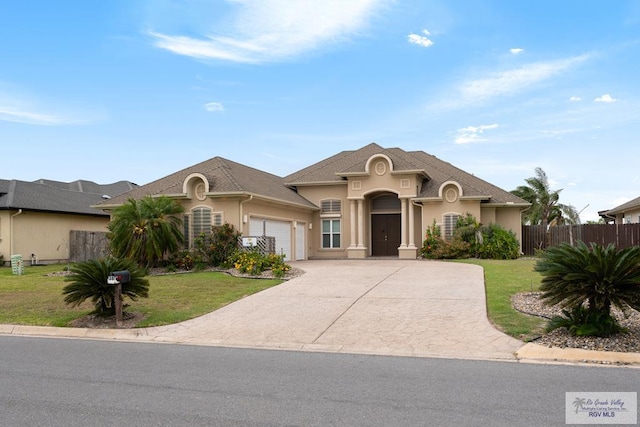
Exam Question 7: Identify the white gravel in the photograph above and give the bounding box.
[512,292,640,353]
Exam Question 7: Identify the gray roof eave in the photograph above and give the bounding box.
[94,191,319,211]
[284,180,348,187]
[481,202,531,208]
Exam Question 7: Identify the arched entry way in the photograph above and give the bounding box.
[370,193,401,256]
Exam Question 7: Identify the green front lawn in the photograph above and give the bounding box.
[0,264,281,327]
[457,258,546,341]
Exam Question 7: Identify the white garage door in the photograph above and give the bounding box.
[249,218,292,261]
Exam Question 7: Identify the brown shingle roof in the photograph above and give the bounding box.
[96,144,527,210]
[98,157,317,209]
[284,143,527,205]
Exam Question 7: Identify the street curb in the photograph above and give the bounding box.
[3,324,640,366]
[516,343,640,366]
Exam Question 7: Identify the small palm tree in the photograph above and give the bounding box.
[63,257,149,316]
[535,241,640,335]
[108,196,184,267]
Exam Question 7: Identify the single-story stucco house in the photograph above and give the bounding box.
[97,143,529,261]
[599,197,640,224]
[0,179,137,265]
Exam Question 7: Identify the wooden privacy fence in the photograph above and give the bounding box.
[521,224,640,255]
[69,230,109,262]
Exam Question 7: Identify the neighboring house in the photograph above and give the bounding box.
[97,143,529,261]
[599,197,640,224]
[0,179,137,265]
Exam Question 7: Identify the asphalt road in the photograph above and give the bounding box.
[1,336,638,426]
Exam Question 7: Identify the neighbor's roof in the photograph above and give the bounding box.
[0,179,137,216]
[600,196,640,216]
[98,157,318,209]
[284,143,527,205]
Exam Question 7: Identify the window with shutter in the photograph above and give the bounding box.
[321,199,341,214]
[443,213,460,240]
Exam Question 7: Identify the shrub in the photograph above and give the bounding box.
[193,223,241,267]
[536,242,640,337]
[476,224,520,260]
[546,306,625,337]
[420,220,446,259]
[266,253,291,279]
[172,250,196,270]
[231,248,291,278]
[420,215,519,260]
[62,257,149,316]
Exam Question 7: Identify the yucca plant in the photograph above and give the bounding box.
[62,257,149,316]
[535,241,640,336]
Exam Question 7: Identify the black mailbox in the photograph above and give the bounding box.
[107,270,131,285]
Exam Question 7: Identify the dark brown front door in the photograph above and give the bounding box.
[371,214,401,256]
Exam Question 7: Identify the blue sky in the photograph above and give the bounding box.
[2,1,639,222]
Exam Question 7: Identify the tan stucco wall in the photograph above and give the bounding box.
[0,211,10,262]
[2,210,108,264]
[174,195,315,260]
[493,206,525,253]
[296,185,349,258]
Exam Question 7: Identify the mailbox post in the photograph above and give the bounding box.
[107,270,130,327]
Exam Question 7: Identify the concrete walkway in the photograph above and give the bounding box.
[2,260,640,365]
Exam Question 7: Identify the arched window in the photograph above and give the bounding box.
[183,207,223,247]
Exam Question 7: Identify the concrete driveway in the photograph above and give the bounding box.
[141,260,523,360]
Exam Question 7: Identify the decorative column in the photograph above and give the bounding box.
[398,197,418,259]
[348,198,367,258]
[400,198,407,248]
[408,199,416,249]
[357,199,365,248]
[349,199,357,249]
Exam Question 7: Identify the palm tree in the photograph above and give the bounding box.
[511,167,580,226]
[62,257,149,316]
[108,196,184,267]
[535,241,640,335]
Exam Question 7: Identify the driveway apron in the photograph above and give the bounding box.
[147,260,522,360]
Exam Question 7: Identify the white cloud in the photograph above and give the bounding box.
[0,107,67,125]
[570,96,582,102]
[454,123,499,144]
[594,94,617,103]
[204,102,224,112]
[0,84,103,125]
[454,54,590,107]
[510,48,523,55]
[408,29,433,47]
[149,0,390,63]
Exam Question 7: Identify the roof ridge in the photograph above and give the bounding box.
[6,180,17,206]
[215,158,245,191]
[285,142,384,183]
